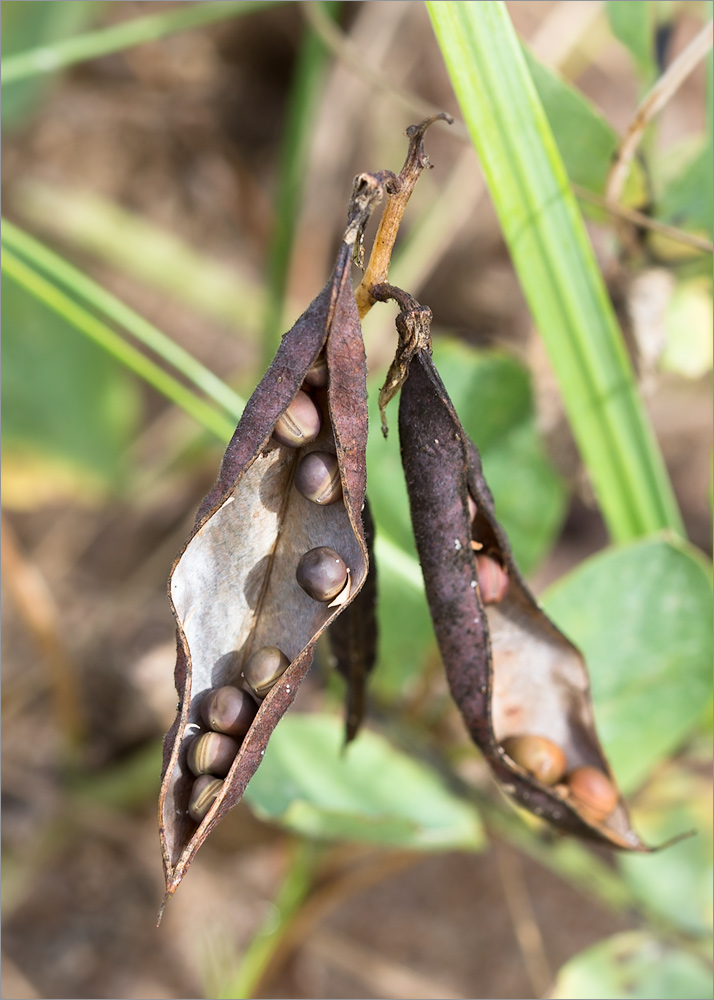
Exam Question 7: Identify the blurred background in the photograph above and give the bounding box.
[2,2,712,998]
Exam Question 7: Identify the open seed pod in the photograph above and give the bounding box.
[159,175,385,907]
[374,284,649,852]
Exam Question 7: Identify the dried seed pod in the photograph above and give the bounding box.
[243,646,290,699]
[374,283,648,852]
[187,732,241,777]
[502,735,566,786]
[567,766,619,821]
[304,352,328,388]
[294,451,342,505]
[159,173,384,907]
[201,686,257,737]
[272,390,322,448]
[475,554,509,605]
[188,775,223,823]
[296,546,348,602]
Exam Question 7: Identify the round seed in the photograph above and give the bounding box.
[476,554,509,605]
[200,685,257,737]
[296,546,348,602]
[188,774,222,823]
[567,766,618,821]
[294,451,342,505]
[244,646,290,699]
[273,390,322,448]
[502,735,567,786]
[187,731,241,777]
[304,353,328,388]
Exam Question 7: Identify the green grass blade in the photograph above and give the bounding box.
[1,1,284,85]
[427,0,684,542]
[2,220,245,422]
[1,248,234,443]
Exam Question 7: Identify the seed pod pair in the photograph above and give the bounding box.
[372,284,648,852]
[159,174,385,903]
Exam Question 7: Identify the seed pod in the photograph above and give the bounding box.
[160,173,384,906]
[296,546,348,602]
[294,451,342,505]
[243,646,290,699]
[188,775,223,823]
[567,766,619,821]
[272,390,322,448]
[304,352,328,388]
[187,732,241,777]
[201,686,257,737]
[374,283,648,852]
[475,554,509,605]
[502,735,566,786]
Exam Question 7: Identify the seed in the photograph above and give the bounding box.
[467,493,478,521]
[502,735,567,786]
[296,546,348,602]
[187,731,241,777]
[304,353,328,388]
[476,554,509,604]
[273,390,322,448]
[188,774,222,823]
[294,451,342,505]
[567,766,618,821]
[244,646,290,698]
[200,685,257,737]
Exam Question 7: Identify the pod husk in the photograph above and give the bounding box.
[389,293,648,852]
[159,176,385,903]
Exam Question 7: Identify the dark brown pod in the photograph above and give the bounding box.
[296,546,348,602]
[243,646,290,699]
[294,451,342,505]
[187,732,241,777]
[374,284,649,852]
[201,686,257,737]
[159,174,385,907]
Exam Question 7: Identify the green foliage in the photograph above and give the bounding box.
[606,1,658,83]
[244,713,486,851]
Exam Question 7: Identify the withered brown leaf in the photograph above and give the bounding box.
[159,175,385,908]
[376,285,649,852]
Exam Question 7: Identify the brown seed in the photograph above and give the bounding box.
[294,451,342,505]
[502,735,567,786]
[304,353,328,388]
[476,554,509,604]
[187,731,241,777]
[188,774,223,823]
[296,546,348,602]
[273,390,322,448]
[467,493,478,521]
[200,685,257,737]
[567,766,618,821]
[244,646,290,698]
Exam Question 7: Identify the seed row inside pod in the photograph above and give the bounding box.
[185,355,351,824]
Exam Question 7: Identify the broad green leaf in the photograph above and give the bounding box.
[619,763,713,936]
[427,1,683,541]
[606,1,657,82]
[656,144,714,239]
[2,271,139,493]
[244,713,485,851]
[543,536,713,792]
[551,931,713,1000]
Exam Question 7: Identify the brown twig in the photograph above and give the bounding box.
[354,114,453,319]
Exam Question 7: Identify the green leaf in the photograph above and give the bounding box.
[2,268,139,492]
[606,1,657,82]
[656,144,714,238]
[551,931,713,1000]
[543,536,713,792]
[244,713,486,851]
[427,0,683,542]
[619,763,713,937]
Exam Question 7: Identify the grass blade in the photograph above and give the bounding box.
[1,248,234,443]
[427,0,684,541]
[1,1,284,85]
